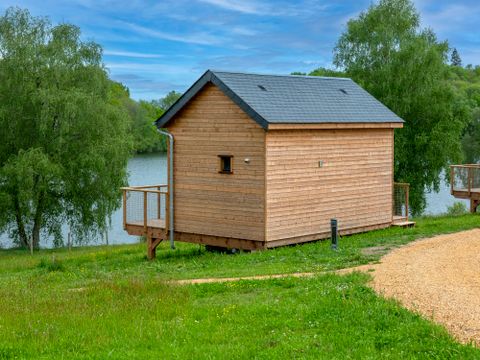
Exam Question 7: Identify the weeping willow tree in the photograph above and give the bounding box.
[0,7,132,249]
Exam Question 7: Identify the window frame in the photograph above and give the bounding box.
[218,155,234,174]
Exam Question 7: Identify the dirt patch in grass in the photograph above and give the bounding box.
[360,245,392,256]
[341,228,480,346]
[171,272,316,285]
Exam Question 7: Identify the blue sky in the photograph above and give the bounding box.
[1,0,479,100]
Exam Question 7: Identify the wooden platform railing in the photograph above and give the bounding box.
[450,164,480,195]
[393,182,410,222]
[121,184,169,234]
[450,164,480,213]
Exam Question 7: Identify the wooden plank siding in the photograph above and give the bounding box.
[167,83,266,242]
[265,129,394,242]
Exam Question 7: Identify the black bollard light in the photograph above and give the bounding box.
[331,218,338,250]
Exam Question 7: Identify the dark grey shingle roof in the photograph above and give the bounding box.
[155,70,403,130]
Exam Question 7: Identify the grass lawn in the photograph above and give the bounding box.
[0,214,479,358]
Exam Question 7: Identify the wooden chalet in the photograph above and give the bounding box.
[122,70,410,259]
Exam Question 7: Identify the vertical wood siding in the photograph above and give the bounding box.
[265,129,393,242]
[167,84,266,241]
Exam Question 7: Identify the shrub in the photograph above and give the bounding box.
[446,202,468,216]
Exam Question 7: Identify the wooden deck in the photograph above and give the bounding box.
[392,216,416,228]
[450,165,480,213]
[124,218,167,239]
[122,182,416,259]
[450,188,480,199]
[122,184,169,259]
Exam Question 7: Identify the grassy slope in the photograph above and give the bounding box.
[0,214,479,359]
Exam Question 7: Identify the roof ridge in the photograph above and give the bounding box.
[209,69,352,81]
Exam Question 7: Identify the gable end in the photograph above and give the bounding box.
[155,70,269,130]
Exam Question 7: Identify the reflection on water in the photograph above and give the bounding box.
[0,153,470,248]
[424,173,469,215]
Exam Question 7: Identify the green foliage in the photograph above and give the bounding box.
[0,214,479,358]
[307,67,346,77]
[333,0,471,215]
[38,256,64,272]
[446,202,468,216]
[462,114,480,163]
[0,7,132,248]
[451,48,462,67]
[151,90,182,112]
[292,67,346,77]
[111,88,181,154]
[108,82,165,153]
[448,66,480,163]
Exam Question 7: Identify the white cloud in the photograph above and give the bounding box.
[105,62,190,73]
[124,22,224,46]
[197,0,265,14]
[104,50,164,58]
[231,26,257,36]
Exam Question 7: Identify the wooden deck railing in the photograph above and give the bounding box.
[450,164,480,195]
[121,184,169,234]
[393,182,410,222]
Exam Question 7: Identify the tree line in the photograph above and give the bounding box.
[109,82,181,154]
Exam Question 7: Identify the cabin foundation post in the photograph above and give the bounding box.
[470,199,479,214]
[146,235,156,260]
[147,235,164,260]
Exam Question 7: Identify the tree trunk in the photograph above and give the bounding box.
[13,195,29,249]
[32,220,41,249]
[32,191,44,249]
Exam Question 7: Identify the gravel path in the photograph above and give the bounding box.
[344,228,480,346]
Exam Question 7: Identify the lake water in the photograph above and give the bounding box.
[0,153,469,248]
[0,153,167,249]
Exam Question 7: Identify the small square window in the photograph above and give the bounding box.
[218,155,233,174]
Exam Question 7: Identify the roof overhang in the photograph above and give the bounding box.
[267,122,404,130]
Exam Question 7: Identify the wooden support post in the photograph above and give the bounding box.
[146,236,163,260]
[147,235,155,260]
[470,199,479,214]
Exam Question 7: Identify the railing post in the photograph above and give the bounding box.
[468,167,472,195]
[165,191,170,235]
[405,185,409,222]
[157,186,161,220]
[123,189,127,230]
[143,191,148,234]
